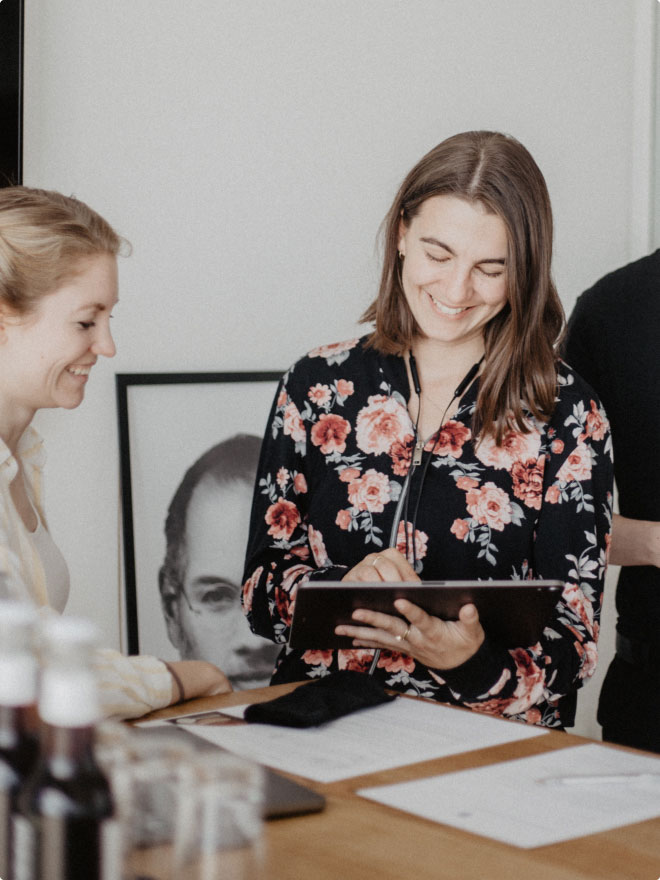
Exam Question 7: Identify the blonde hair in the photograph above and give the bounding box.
[0,186,128,315]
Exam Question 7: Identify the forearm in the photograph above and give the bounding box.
[609,514,660,568]
[164,660,232,703]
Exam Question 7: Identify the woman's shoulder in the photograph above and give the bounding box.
[550,359,611,444]
[283,334,391,384]
[556,358,604,408]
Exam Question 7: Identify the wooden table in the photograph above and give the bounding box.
[141,684,660,880]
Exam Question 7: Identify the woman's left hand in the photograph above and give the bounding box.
[335,599,485,670]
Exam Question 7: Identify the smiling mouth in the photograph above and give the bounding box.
[427,291,470,316]
[66,365,92,376]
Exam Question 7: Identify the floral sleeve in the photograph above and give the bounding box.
[439,375,614,726]
[242,367,349,645]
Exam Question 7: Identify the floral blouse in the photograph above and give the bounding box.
[242,337,613,728]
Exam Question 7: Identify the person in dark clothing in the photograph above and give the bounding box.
[564,249,660,753]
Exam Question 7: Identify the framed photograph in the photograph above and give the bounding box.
[0,0,24,186]
[116,371,282,689]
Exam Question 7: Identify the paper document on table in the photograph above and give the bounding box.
[140,698,545,783]
[358,743,660,848]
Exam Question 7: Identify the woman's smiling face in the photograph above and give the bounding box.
[0,253,118,418]
[397,195,509,350]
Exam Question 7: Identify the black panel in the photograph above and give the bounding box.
[0,0,24,186]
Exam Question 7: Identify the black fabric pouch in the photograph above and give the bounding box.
[243,670,396,728]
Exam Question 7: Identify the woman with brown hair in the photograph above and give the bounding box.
[242,131,613,729]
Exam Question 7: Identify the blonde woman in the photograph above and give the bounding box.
[0,186,230,718]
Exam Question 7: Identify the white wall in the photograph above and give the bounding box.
[22,0,655,738]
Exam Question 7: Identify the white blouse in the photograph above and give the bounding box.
[0,428,172,719]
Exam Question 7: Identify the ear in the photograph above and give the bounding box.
[397,216,408,257]
[159,568,186,651]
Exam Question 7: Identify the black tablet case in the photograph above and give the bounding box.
[288,579,563,650]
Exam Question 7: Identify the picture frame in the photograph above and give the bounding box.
[0,0,24,187]
[115,371,281,665]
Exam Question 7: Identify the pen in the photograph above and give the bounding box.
[537,772,660,786]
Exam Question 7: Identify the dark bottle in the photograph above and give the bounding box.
[15,617,120,880]
[0,601,39,880]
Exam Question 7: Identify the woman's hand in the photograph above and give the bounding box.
[166,660,232,704]
[341,547,420,583]
[335,599,485,671]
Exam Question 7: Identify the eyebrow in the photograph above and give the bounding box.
[420,236,506,265]
[190,575,239,591]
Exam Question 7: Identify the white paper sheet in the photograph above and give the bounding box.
[140,698,545,783]
[358,743,660,848]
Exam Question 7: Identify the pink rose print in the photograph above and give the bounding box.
[582,400,608,442]
[450,518,469,540]
[310,413,351,455]
[276,467,289,490]
[562,583,595,635]
[242,565,264,613]
[425,420,471,458]
[355,394,410,455]
[308,338,360,360]
[347,469,391,513]
[556,442,592,482]
[576,640,598,679]
[265,498,300,540]
[277,389,287,407]
[551,438,564,455]
[338,649,374,673]
[283,401,306,443]
[389,435,414,476]
[511,457,545,510]
[308,383,332,406]
[335,379,354,397]
[504,648,546,715]
[525,708,542,725]
[293,473,307,493]
[274,564,308,625]
[308,525,329,567]
[377,652,415,674]
[339,466,360,483]
[465,482,513,531]
[335,509,352,530]
[302,649,333,668]
[545,485,561,504]
[396,521,428,562]
[290,546,311,560]
[456,476,478,490]
[476,427,541,470]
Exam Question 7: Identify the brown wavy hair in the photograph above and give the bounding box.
[361,130,564,445]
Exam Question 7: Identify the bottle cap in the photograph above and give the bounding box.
[38,616,101,727]
[0,601,38,705]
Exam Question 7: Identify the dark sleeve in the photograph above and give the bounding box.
[563,291,602,393]
[440,379,614,725]
[241,367,347,645]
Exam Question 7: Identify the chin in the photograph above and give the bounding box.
[228,671,274,690]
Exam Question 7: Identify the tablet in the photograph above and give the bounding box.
[288,579,564,650]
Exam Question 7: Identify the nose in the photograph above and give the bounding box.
[91,322,116,358]
[442,265,472,305]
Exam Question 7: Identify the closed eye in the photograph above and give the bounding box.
[78,321,95,330]
[425,252,450,264]
[477,266,504,278]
